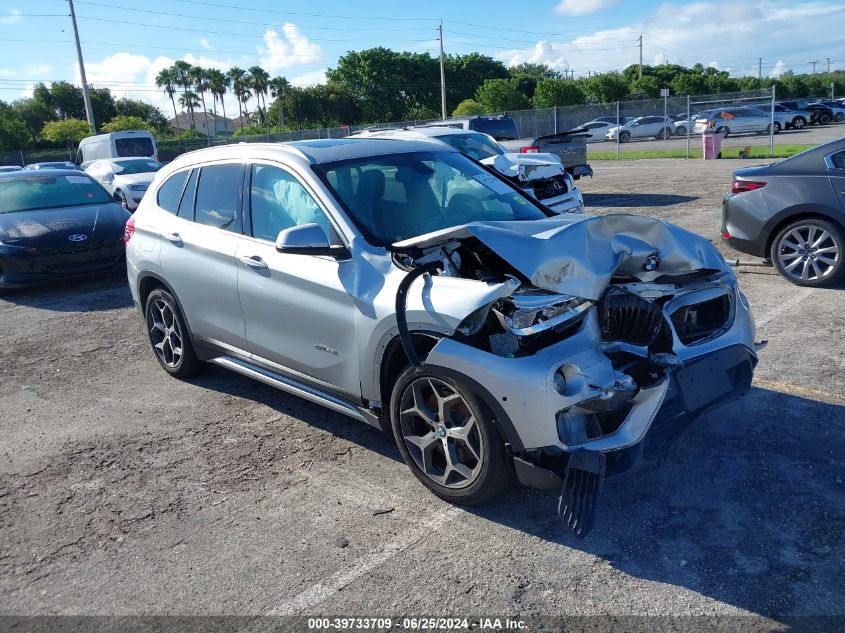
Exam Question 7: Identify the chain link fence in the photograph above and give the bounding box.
[0,88,792,166]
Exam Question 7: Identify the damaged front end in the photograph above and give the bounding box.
[481,153,584,215]
[391,214,759,536]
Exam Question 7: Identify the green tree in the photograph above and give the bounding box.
[444,53,509,112]
[172,60,196,129]
[227,67,251,127]
[582,72,630,102]
[205,68,230,130]
[452,99,486,117]
[189,66,212,137]
[114,98,167,132]
[631,75,661,98]
[12,98,56,144]
[41,118,90,149]
[509,63,560,99]
[248,66,271,129]
[0,100,30,150]
[475,78,530,112]
[101,115,157,134]
[155,67,179,124]
[531,78,585,107]
[268,76,290,128]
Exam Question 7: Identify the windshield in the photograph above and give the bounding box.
[436,133,502,161]
[111,159,162,175]
[0,173,113,213]
[469,118,519,141]
[115,137,155,157]
[316,151,549,245]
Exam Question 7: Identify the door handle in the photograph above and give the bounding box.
[162,232,182,244]
[238,255,268,270]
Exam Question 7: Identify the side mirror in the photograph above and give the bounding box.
[274,223,348,258]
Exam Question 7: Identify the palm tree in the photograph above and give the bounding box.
[269,76,290,129]
[178,91,200,116]
[172,60,195,130]
[189,65,211,137]
[227,67,251,128]
[206,68,229,134]
[155,67,179,126]
[248,65,270,130]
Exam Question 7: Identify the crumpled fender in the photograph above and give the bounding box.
[482,153,564,182]
[393,214,729,301]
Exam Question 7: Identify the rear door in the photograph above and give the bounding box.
[235,161,359,395]
[827,150,845,214]
[156,161,248,350]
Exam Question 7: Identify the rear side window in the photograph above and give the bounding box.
[115,137,154,158]
[469,118,519,141]
[830,151,845,169]
[194,164,243,232]
[156,170,189,214]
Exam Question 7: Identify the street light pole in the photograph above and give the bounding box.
[68,0,96,133]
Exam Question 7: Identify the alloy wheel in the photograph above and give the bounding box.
[777,224,841,282]
[398,377,483,489]
[148,298,183,368]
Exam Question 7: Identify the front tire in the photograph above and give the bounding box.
[390,367,511,505]
[674,125,687,136]
[618,131,631,143]
[793,117,806,129]
[145,288,204,377]
[771,218,844,287]
[717,126,730,137]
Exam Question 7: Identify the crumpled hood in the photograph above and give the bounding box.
[481,152,564,182]
[393,214,729,300]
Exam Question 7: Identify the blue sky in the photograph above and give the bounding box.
[1,0,844,114]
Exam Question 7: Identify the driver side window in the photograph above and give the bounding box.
[249,164,333,242]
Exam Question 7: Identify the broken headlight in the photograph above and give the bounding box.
[493,290,592,336]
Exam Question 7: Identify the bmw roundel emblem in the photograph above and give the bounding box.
[68,234,88,242]
[643,253,660,271]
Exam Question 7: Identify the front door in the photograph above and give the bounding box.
[235,162,360,397]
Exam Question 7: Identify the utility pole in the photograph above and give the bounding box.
[638,34,642,79]
[758,57,762,81]
[68,0,95,133]
[809,60,819,74]
[827,57,832,73]
[438,21,447,120]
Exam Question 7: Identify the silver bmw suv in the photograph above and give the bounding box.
[126,139,760,535]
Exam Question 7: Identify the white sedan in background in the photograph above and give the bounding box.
[85,157,162,211]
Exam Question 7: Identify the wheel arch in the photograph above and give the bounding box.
[763,207,845,255]
[136,273,200,351]
[378,333,525,452]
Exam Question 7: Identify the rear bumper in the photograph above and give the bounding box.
[721,193,770,258]
[567,164,593,179]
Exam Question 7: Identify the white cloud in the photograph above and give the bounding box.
[258,23,321,73]
[770,60,787,78]
[290,69,327,87]
[499,0,845,79]
[0,68,16,77]
[24,64,51,76]
[555,0,616,16]
[0,8,21,24]
[199,38,215,51]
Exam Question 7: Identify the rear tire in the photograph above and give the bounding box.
[819,113,832,125]
[674,125,687,136]
[717,126,730,137]
[618,131,631,143]
[773,121,781,134]
[389,366,511,505]
[145,288,204,377]
[793,117,806,129]
[770,218,844,287]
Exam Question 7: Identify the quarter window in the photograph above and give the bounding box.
[249,164,332,241]
[156,170,189,214]
[194,164,243,232]
[830,151,845,169]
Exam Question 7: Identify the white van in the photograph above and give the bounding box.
[77,131,158,168]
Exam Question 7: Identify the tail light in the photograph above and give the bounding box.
[521,146,539,153]
[731,180,766,194]
[123,217,136,244]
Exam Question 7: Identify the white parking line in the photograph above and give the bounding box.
[755,287,817,329]
[267,505,462,615]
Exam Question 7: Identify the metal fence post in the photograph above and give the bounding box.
[615,101,620,160]
[770,85,775,159]
[553,106,558,134]
[686,95,691,159]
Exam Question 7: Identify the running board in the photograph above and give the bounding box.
[209,355,368,424]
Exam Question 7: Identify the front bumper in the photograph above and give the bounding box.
[424,278,757,487]
[0,244,125,289]
[567,164,593,179]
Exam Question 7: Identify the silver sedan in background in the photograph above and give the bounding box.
[693,108,773,136]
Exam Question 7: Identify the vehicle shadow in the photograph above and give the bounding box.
[584,192,698,207]
[0,274,131,313]
[468,386,845,619]
[188,365,402,463]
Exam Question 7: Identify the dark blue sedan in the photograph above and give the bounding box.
[0,170,130,293]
